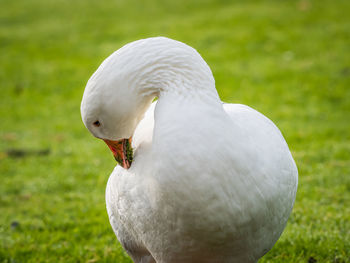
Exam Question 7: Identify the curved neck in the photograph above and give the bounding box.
[82,37,223,140]
[113,37,220,102]
[134,54,219,102]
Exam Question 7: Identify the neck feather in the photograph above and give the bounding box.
[117,37,220,101]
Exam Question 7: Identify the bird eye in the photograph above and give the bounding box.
[93,120,101,127]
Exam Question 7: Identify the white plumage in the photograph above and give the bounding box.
[81,37,298,263]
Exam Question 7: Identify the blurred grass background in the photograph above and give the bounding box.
[1,0,349,262]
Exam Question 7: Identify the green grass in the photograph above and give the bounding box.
[1,0,349,262]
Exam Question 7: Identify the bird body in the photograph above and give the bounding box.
[81,37,298,263]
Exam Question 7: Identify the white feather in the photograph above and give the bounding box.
[82,37,298,263]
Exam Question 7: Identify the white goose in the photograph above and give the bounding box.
[81,37,298,263]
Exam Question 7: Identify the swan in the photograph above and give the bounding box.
[81,37,298,263]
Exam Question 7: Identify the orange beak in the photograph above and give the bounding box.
[103,138,133,169]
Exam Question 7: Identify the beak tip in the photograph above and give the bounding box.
[114,155,131,169]
[105,138,133,170]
